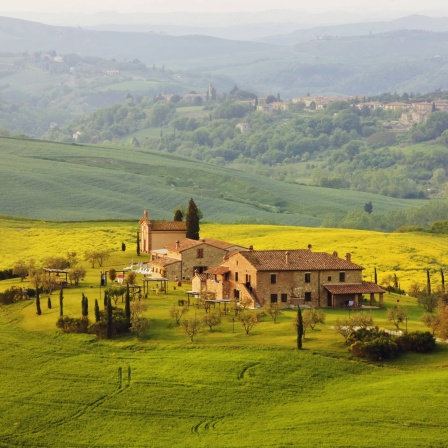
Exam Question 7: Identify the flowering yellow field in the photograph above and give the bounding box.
[1,217,446,291]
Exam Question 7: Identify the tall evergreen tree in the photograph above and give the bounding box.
[297,307,303,350]
[94,299,100,323]
[374,267,378,284]
[173,209,183,221]
[441,268,445,292]
[125,283,131,325]
[47,296,52,309]
[136,231,140,256]
[427,269,431,296]
[186,198,200,240]
[36,289,42,315]
[59,288,64,317]
[107,296,113,339]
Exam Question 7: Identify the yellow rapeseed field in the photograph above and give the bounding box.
[1,217,446,291]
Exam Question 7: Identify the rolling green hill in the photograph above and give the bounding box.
[0,136,426,225]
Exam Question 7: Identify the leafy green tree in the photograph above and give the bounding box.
[264,301,283,323]
[13,259,29,281]
[387,306,408,331]
[364,201,373,214]
[238,311,258,335]
[201,312,221,331]
[180,317,201,342]
[186,198,200,240]
[169,304,189,325]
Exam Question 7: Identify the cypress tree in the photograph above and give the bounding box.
[125,282,131,325]
[59,288,64,317]
[427,269,431,296]
[104,290,108,309]
[374,267,377,284]
[36,289,42,315]
[297,307,303,350]
[47,297,52,309]
[173,209,183,221]
[94,299,100,323]
[136,231,140,256]
[186,198,200,240]
[106,296,113,339]
[441,268,445,292]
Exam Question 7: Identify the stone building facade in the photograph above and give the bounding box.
[193,248,384,309]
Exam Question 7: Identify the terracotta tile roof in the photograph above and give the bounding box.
[165,238,240,253]
[239,250,364,271]
[205,266,230,275]
[324,282,385,295]
[149,256,180,267]
[149,221,186,231]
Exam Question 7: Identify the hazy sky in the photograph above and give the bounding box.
[1,0,447,14]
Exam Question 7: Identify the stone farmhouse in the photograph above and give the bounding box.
[192,248,384,309]
[150,238,248,281]
[139,210,186,253]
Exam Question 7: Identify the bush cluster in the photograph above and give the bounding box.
[348,328,436,361]
[56,316,90,333]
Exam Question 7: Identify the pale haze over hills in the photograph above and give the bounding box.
[1,0,448,29]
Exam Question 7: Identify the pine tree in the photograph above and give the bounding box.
[297,307,303,350]
[94,299,100,323]
[186,198,200,240]
[59,288,64,317]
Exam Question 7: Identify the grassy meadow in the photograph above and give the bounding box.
[0,136,426,225]
[1,218,448,447]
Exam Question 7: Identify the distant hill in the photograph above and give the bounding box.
[0,136,422,225]
[261,14,448,45]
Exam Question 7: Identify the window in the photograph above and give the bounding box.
[197,248,204,258]
[305,272,311,283]
[339,272,346,282]
[327,276,332,281]
[270,273,277,284]
[235,272,239,282]
[270,294,278,303]
[234,289,240,299]
[281,293,288,303]
[305,292,312,302]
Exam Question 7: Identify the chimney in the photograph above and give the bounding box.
[175,240,180,249]
[248,245,253,251]
[346,253,351,262]
[333,251,338,257]
[285,251,290,264]
[143,210,148,219]
[308,244,312,251]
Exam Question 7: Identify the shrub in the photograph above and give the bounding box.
[395,331,436,353]
[88,308,129,339]
[350,337,399,361]
[56,316,90,333]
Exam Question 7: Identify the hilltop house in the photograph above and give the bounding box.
[139,210,186,253]
[150,238,248,281]
[192,248,384,309]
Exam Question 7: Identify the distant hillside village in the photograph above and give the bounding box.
[138,210,384,310]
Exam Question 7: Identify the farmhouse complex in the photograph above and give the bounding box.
[138,211,384,309]
[192,248,384,309]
